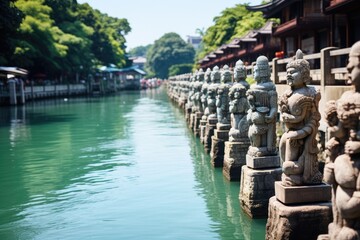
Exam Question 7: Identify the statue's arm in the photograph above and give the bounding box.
[265,91,278,122]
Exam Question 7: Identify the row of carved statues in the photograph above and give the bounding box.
[168,41,360,239]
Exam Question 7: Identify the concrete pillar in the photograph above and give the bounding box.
[8,79,17,105]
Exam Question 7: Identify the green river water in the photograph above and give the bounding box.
[0,88,266,240]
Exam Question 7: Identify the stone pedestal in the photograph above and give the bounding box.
[239,165,282,218]
[193,112,203,137]
[189,113,196,132]
[210,123,230,167]
[204,117,217,154]
[223,139,250,181]
[199,118,207,144]
[185,106,192,124]
[246,154,281,169]
[266,196,332,240]
[274,182,331,204]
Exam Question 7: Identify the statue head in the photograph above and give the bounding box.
[254,56,270,82]
[347,41,360,90]
[197,68,205,82]
[286,49,311,88]
[205,68,212,83]
[234,60,246,82]
[211,66,221,84]
[221,65,232,84]
[191,70,198,82]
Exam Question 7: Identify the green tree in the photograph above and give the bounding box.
[168,64,193,77]
[128,44,152,57]
[77,4,131,67]
[196,4,265,61]
[13,0,69,74]
[44,0,94,80]
[0,0,24,65]
[146,32,195,79]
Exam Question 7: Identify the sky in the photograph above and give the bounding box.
[77,0,263,50]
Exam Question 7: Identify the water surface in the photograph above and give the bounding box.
[0,88,265,239]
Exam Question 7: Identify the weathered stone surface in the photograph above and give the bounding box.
[189,113,196,132]
[278,49,322,186]
[213,128,229,140]
[274,181,331,204]
[246,154,280,169]
[239,166,282,218]
[320,41,360,240]
[223,140,249,181]
[193,112,203,137]
[210,136,225,167]
[266,196,332,240]
[199,119,207,144]
[204,118,217,154]
[247,56,277,157]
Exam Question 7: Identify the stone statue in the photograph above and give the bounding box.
[207,66,221,119]
[234,59,250,89]
[229,60,249,142]
[201,68,211,117]
[216,65,232,124]
[247,56,277,157]
[278,49,322,186]
[321,41,360,240]
[193,69,205,113]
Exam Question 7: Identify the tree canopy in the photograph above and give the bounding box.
[196,4,266,62]
[146,33,195,79]
[128,44,152,57]
[2,0,131,81]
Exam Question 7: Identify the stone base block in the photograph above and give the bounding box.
[207,117,217,125]
[266,196,332,240]
[223,140,250,181]
[210,136,225,167]
[193,112,203,137]
[216,123,231,130]
[246,154,280,169]
[199,119,207,144]
[214,129,229,140]
[204,122,216,154]
[189,113,196,131]
[274,181,331,204]
[239,166,282,218]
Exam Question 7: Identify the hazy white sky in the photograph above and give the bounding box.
[77,0,263,50]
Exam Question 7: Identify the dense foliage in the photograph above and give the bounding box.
[196,4,266,62]
[128,44,152,57]
[168,64,193,77]
[146,33,195,79]
[2,0,130,81]
[0,0,24,65]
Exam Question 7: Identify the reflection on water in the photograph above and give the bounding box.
[0,88,265,239]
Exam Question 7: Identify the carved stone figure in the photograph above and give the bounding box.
[207,66,221,119]
[321,41,360,240]
[193,69,205,113]
[216,65,232,125]
[247,56,277,157]
[201,68,212,118]
[229,60,249,142]
[278,49,322,186]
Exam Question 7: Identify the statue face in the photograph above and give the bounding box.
[347,55,360,88]
[286,67,304,89]
[253,66,260,82]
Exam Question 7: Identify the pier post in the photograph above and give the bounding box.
[8,79,17,105]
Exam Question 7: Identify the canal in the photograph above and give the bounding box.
[0,88,266,240]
